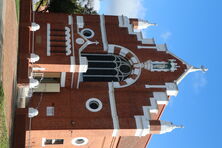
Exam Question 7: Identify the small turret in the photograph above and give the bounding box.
[137,19,157,30]
[130,19,157,30]
[149,120,183,134]
[159,121,184,134]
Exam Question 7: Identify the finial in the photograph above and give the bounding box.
[175,125,184,129]
[200,65,208,72]
[149,23,158,26]
[189,65,208,73]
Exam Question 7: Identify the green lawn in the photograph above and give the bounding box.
[0,83,9,148]
[15,0,20,21]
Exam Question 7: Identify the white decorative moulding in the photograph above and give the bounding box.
[156,44,168,51]
[65,27,71,56]
[145,83,179,96]
[76,38,85,45]
[100,15,108,51]
[47,23,51,56]
[68,15,73,25]
[153,92,168,105]
[142,38,155,44]
[79,57,88,72]
[76,16,84,28]
[165,83,178,96]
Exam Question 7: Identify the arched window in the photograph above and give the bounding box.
[82,53,132,82]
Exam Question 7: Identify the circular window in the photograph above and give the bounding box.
[81,28,95,38]
[85,98,103,112]
[72,137,88,146]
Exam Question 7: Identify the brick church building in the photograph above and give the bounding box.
[13,0,207,147]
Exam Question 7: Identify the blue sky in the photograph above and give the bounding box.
[98,0,222,147]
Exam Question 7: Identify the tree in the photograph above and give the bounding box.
[48,0,97,14]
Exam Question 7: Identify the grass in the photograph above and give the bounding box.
[0,83,9,148]
[15,0,20,21]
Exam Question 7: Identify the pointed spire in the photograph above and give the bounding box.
[137,19,157,30]
[160,121,184,134]
[174,125,184,129]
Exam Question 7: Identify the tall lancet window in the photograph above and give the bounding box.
[152,62,172,70]
[82,53,132,82]
[143,59,179,72]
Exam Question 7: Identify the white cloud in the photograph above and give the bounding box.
[77,0,100,11]
[192,72,207,94]
[160,31,172,41]
[93,0,101,11]
[100,0,147,18]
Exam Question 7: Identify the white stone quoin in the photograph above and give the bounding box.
[165,82,178,96]
[145,82,178,96]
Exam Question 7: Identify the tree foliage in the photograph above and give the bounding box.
[48,0,97,14]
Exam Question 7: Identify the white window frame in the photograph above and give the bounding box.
[71,137,88,146]
[46,106,54,116]
[80,28,95,39]
[42,138,64,146]
[85,98,103,112]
